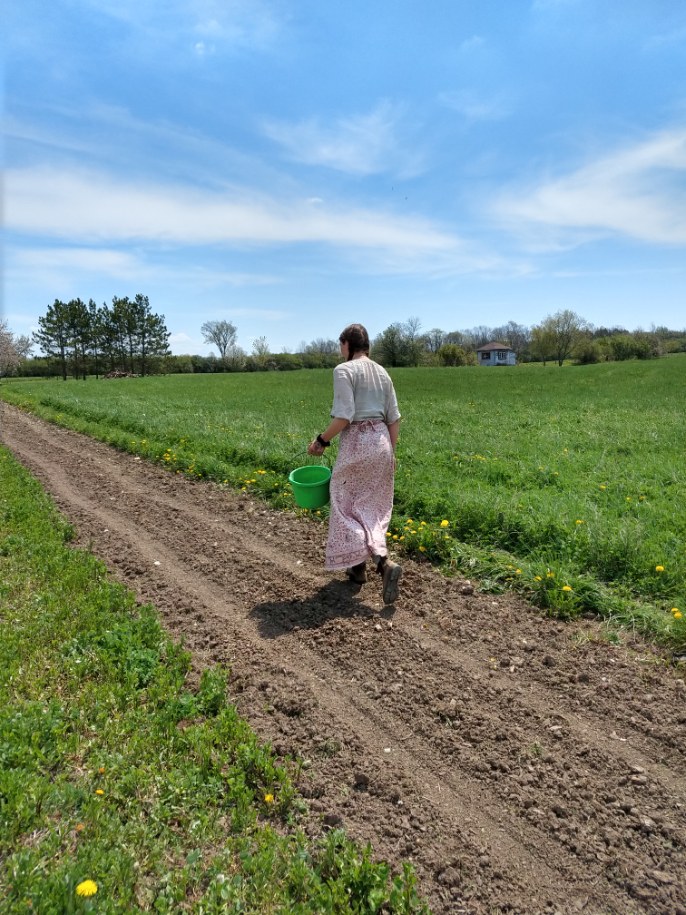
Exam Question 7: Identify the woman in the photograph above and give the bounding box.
[307,323,402,604]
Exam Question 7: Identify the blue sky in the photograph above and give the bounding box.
[4,0,686,356]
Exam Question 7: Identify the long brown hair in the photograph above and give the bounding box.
[339,324,370,360]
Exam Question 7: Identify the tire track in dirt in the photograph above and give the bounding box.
[3,404,685,915]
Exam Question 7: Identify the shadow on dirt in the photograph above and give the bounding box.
[250,578,394,639]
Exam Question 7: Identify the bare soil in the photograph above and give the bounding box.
[2,403,685,915]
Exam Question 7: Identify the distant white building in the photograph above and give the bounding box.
[476,342,517,366]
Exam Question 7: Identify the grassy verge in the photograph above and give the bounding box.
[1,358,684,651]
[0,445,429,914]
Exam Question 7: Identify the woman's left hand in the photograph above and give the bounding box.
[308,439,325,456]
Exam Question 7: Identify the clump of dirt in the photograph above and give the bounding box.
[3,403,685,915]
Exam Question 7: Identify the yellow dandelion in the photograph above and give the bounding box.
[534,575,542,581]
[75,880,98,898]
[420,521,427,526]
[75,823,85,832]
[385,531,391,537]
[95,789,104,796]
[98,766,105,774]
[399,536,405,541]
[392,535,398,541]
[655,565,665,572]
[405,518,413,524]
[546,571,555,579]
[562,585,573,592]
[264,793,274,804]
[674,611,683,620]
[440,520,449,528]
[515,569,522,575]
[257,470,267,475]
[671,607,680,614]
[575,520,584,525]
[419,546,426,552]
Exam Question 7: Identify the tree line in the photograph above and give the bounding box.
[366,312,686,368]
[4,305,685,380]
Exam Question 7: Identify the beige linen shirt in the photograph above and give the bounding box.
[331,358,401,424]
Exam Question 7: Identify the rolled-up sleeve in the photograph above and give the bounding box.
[331,365,356,420]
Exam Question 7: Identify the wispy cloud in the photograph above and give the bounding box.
[6,165,457,254]
[262,101,424,177]
[494,128,686,248]
[438,89,510,122]
[531,0,579,12]
[76,0,282,53]
[458,35,486,53]
[12,247,141,276]
[643,25,686,51]
[8,245,283,290]
[6,104,290,193]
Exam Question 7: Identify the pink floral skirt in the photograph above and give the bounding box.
[325,420,395,570]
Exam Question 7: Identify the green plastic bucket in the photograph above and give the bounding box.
[289,464,331,509]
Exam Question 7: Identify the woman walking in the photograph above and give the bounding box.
[307,323,402,603]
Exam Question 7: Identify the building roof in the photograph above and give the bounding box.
[476,341,514,352]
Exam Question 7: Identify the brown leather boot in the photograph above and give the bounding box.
[381,559,402,603]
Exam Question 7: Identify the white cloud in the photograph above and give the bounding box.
[262,101,424,178]
[494,128,686,247]
[6,165,458,256]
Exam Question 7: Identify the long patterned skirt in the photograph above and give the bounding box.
[325,420,395,570]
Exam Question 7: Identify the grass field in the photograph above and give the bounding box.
[1,356,684,649]
[0,445,428,914]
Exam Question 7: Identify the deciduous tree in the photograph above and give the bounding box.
[1,320,31,378]
[533,310,589,366]
[201,320,238,361]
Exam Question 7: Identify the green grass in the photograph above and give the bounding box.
[0,446,429,914]
[1,356,685,649]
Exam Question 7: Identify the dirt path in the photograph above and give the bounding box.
[2,403,685,915]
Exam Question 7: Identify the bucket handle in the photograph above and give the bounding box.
[288,448,332,466]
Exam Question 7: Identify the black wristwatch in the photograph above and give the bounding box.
[316,434,330,448]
